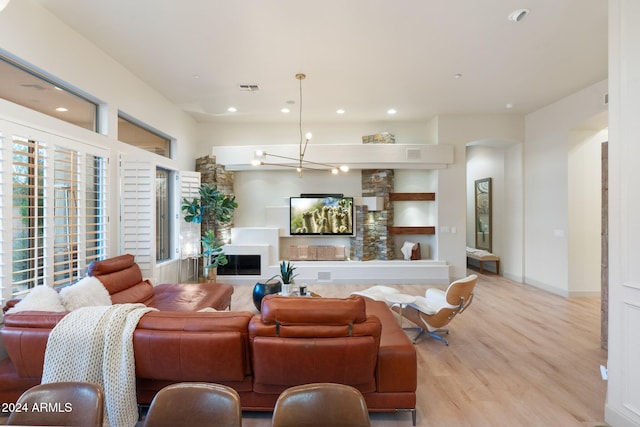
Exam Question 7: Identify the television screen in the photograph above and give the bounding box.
[290,196,354,235]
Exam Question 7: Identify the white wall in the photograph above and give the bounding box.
[503,143,524,282]
[199,120,437,152]
[435,114,525,279]
[233,169,363,260]
[568,129,607,296]
[524,80,608,296]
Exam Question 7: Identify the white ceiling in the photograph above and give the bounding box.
[34,0,608,124]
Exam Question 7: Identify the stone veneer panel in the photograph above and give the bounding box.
[360,169,395,260]
[195,155,235,243]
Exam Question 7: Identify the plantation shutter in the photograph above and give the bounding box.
[85,153,108,265]
[11,130,50,296]
[52,146,81,287]
[120,156,153,278]
[179,171,201,259]
[0,121,109,307]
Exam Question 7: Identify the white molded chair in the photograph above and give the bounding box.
[401,274,478,345]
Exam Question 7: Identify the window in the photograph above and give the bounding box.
[0,55,99,132]
[5,124,108,298]
[118,114,172,158]
[156,167,171,262]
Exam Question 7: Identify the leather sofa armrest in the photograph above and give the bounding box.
[2,299,22,314]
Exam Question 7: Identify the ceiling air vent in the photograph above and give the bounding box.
[239,84,260,92]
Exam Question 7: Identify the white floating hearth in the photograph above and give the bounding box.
[218,228,450,285]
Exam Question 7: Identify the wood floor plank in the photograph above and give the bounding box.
[232,272,608,426]
[0,273,598,427]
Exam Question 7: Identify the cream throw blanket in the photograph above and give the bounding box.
[42,304,156,427]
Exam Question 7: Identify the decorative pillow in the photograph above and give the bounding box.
[7,285,66,313]
[59,276,112,311]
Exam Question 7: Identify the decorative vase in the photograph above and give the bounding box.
[252,280,282,311]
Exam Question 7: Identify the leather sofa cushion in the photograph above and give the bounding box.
[134,311,253,382]
[251,336,378,394]
[87,253,135,276]
[110,281,154,305]
[260,295,367,325]
[147,283,233,311]
[90,262,143,295]
[87,255,155,304]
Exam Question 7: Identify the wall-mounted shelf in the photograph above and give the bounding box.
[390,226,436,235]
[389,192,436,201]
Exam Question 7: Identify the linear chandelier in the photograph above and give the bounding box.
[252,73,349,177]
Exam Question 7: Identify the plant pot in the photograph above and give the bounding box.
[252,280,282,311]
[203,266,217,283]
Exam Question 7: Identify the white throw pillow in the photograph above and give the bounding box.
[59,276,112,311]
[7,285,66,313]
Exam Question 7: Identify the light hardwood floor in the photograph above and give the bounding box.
[237,272,609,427]
[2,272,608,426]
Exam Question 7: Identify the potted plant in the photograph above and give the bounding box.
[201,230,228,282]
[276,260,297,285]
[181,183,237,282]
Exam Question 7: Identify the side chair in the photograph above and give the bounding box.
[401,274,478,345]
[7,381,104,427]
[272,382,371,427]
[143,382,242,427]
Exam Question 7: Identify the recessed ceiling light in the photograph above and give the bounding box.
[227,107,237,113]
[387,108,397,115]
[281,108,290,114]
[336,109,345,114]
[505,103,514,109]
[55,107,68,112]
[192,74,200,79]
[508,8,530,22]
[454,73,463,79]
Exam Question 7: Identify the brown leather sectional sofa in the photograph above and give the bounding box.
[0,255,417,423]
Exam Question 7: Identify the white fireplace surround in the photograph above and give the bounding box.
[221,227,450,285]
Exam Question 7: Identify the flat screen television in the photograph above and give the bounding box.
[290,195,354,235]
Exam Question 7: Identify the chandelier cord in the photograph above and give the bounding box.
[298,74,309,162]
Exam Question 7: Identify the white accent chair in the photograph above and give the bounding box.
[401,274,478,345]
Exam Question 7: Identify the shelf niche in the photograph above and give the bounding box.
[390,192,436,235]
